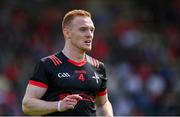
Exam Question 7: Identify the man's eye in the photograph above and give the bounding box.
[80,28,86,32]
[79,27,94,32]
[90,28,94,32]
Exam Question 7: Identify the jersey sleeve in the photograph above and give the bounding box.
[97,62,108,96]
[28,60,50,88]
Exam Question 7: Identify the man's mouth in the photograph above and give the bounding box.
[84,40,91,45]
[84,40,91,44]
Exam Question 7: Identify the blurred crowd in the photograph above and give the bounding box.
[0,0,180,115]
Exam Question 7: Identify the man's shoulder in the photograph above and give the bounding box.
[40,53,62,66]
[86,54,105,69]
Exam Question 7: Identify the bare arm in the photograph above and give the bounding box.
[22,84,58,115]
[96,93,113,116]
[22,84,82,115]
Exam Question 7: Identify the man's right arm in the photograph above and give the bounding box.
[22,84,59,115]
[22,84,82,115]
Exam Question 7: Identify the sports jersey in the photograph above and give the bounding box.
[28,51,108,116]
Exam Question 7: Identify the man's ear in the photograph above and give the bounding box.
[63,27,71,39]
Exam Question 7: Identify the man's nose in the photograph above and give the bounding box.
[85,30,93,37]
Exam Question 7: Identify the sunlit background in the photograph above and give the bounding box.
[0,0,180,115]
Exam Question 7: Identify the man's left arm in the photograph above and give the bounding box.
[96,93,113,116]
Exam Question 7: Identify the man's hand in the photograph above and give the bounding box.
[58,94,83,112]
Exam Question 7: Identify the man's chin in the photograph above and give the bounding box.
[83,48,91,52]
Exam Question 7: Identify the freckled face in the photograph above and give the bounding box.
[67,16,95,52]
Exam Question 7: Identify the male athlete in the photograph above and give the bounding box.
[22,9,113,116]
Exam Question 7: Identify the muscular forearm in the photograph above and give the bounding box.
[22,97,58,115]
[97,100,113,116]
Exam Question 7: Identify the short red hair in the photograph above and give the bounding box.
[62,9,91,29]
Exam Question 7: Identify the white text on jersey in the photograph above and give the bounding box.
[58,73,71,78]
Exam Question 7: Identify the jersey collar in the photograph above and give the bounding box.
[59,52,87,67]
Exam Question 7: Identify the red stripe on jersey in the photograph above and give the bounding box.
[95,59,100,68]
[90,57,100,68]
[86,55,101,68]
[49,56,57,66]
[49,55,62,66]
[90,57,95,67]
[68,59,86,67]
[97,89,107,96]
[52,55,62,64]
[28,80,48,88]
[93,58,97,67]
[59,93,95,102]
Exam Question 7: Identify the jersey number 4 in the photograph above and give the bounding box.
[78,74,85,81]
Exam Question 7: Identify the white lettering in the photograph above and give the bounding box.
[58,73,71,78]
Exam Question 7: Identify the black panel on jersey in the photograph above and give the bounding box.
[30,59,51,86]
[29,52,108,116]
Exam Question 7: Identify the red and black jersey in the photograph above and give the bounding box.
[28,52,108,116]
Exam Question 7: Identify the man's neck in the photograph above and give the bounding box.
[62,46,86,63]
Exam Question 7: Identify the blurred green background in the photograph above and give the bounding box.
[0,0,180,115]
